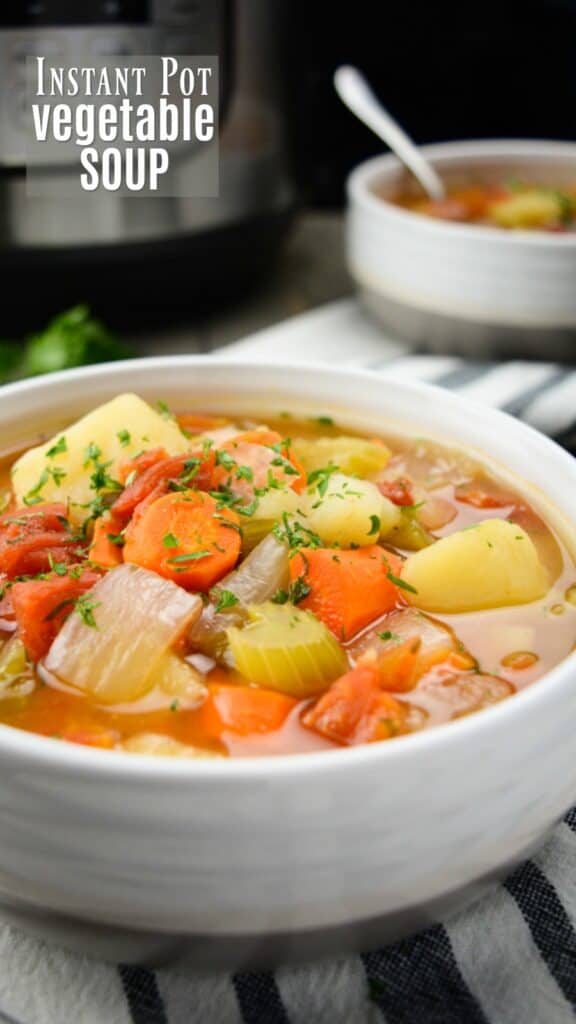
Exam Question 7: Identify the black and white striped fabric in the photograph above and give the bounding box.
[1,305,576,1024]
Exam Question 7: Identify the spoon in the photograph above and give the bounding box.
[334,65,446,202]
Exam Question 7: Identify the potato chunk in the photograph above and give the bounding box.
[12,393,189,523]
[292,436,391,478]
[122,734,223,758]
[402,518,549,612]
[488,190,563,229]
[304,472,400,547]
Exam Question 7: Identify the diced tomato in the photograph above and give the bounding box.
[378,476,415,507]
[118,447,168,484]
[211,432,306,499]
[455,489,512,510]
[0,504,82,578]
[201,683,297,738]
[361,638,422,693]
[112,450,215,524]
[302,664,407,745]
[11,571,101,662]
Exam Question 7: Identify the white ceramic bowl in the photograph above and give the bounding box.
[346,140,576,359]
[0,356,575,969]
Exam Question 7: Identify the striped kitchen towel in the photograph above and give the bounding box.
[1,299,575,1024]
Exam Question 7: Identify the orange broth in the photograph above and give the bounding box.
[0,411,573,758]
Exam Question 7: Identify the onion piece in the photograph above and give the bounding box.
[44,564,202,704]
[418,496,457,531]
[154,652,207,705]
[189,533,289,663]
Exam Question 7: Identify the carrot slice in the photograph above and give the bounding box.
[12,571,101,662]
[302,664,407,745]
[88,516,124,570]
[289,546,404,642]
[201,683,296,738]
[112,450,215,524]
[123,490,241,591]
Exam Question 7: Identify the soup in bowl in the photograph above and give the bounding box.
[0,357,574,967]
[0,388,573,759]
[346,140,576,356]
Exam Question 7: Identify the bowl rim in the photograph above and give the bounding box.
[347,138,576,247]
[0,354,575,780]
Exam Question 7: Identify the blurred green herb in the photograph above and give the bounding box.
[0,305,132,385]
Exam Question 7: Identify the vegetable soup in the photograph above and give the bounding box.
[390,181,576,231]
[0,393,572,758]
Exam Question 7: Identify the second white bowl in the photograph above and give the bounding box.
[346,140,576,359]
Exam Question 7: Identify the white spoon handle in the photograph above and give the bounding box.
[334,65,446,202]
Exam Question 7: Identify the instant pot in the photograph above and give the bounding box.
[0,1,296,329]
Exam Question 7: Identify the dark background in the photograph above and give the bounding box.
[286,0,576,207]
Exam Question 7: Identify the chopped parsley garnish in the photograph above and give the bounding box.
[117,429,131,447]
[271,576,311,606]
[75,594,100,628]
[23,468,50,506]
[214,514,242,533]
[368,514,381,536]
[167,550,212,564]
[311,415,334,426]
[85,494,110,520]
[378,630,402,643]
[307,463,339,498]
[46,436,67,458]
[107,532,125,547]
[170,699,180,712]
[236,465,254,482]
[215,450,236,471]
[386,568,418,594]
[162,532,179,549]
[209,487,259,518]
[288,575,311,605]
[50,466,67,487]
[213,589,240,613]
[178,458,202,486]
[235,497,259,518]
[48,554,69,576]
[156,399,174,420]
[273,512,322,552]
[89,460,122,494]
[83,442,102,466]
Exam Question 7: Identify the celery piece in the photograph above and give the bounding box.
[227,601,347,697]
[241,516,277,554]
[387,508,434,551]
[0,637,34,701]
